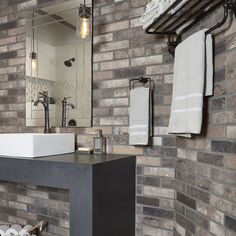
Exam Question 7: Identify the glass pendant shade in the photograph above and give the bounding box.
[79,2,91,39]
[31,51,37,71]
[80,17,89,38]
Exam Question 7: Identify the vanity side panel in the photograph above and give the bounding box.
[93,156,136,236]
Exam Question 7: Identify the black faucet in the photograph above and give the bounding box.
[62,97,75,127]
[34,91,55,133]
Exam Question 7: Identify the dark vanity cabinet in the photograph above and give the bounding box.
[0,154,136,236]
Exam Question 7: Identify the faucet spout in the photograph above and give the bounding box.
[34,91,53,133]
[61,97,75,127]
[34,100,46,107]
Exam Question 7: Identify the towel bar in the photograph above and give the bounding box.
[129,77,152,90]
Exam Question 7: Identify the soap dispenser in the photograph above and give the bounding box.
[94,129,106,154]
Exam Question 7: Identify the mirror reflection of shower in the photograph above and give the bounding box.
[64,58,75,67]
[25,0,92,128]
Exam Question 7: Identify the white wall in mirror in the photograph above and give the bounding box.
[25,0,92,128]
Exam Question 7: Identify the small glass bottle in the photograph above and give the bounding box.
[93,129,106,154]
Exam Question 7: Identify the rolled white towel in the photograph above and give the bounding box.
[22,225,33,232]
[141,0,171,29]
[19,225,33,236]
[146,0,160,10]
[158,0,171,14]
[0,225,9,236]
[140,9,159,24]
[19,230,30,236]
[5,229,18,235]
[6,224,22,236]
[0,230,6,236]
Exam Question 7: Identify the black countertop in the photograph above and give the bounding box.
[0,153,133,165]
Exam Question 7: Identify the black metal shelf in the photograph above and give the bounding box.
[145,0,236,54]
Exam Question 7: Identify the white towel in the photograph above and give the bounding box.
[129,87,151,145]
[168,29,213,137]
[140,0,171,29]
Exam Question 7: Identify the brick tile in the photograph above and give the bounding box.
[144,167,175,177]
[100,59,129,70]
[176,213,195,234]
[137,176,160,187]
[227,126,236,138]
[131,55,163,66]
[211,168,236,185]
[176,192,196,210]
[225,154,236,170]
[196,201,224,225]
[185,208,209,230]
[93,33,113,44]
[100,20,129,33]
[93,52,113,62]
[146,64,174,75]
[210,195,236,218]
[114,50,129,59]
[143,226,173,236]
[137,156,161,166]
[93,71,112,80]
[210,221,226,235]
[206,125,225,139]
[212,111,236,124]
[143,186,174,199]
[186,185,209,203]
[225,215,236,233]
[143,206,173,219]
[197,152,224,166]
[212,140,236,154]
[113,67,145,78]
[137,196,159,207]
[113,145,143,155]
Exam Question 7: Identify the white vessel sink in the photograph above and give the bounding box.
[0,133,75,158]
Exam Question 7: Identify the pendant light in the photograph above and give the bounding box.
[30,12,37,71]
[79,0,91,39]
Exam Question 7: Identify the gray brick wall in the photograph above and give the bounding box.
[0,181,69,236]
[0,0,236,236]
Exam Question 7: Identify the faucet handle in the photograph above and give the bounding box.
[49,97,56,104]
[38,91,49,99]
[63,97,72,101]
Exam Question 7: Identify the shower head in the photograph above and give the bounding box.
[64,58,75,67]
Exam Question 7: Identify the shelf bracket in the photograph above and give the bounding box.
[228,0,236,17]
[167,34,179,56]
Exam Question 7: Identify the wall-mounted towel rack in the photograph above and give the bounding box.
[129,77,152,90]
[145,0,236,55]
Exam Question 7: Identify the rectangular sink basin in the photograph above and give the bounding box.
[0,133,75,158]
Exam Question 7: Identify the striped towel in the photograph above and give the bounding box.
[168,29,213,137]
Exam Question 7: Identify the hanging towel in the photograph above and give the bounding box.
[168,29,213,137]
[129,87,151,145]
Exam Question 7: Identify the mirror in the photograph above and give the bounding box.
[25,0,92,128]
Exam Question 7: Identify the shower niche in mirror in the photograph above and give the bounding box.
[26,0,92,128]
